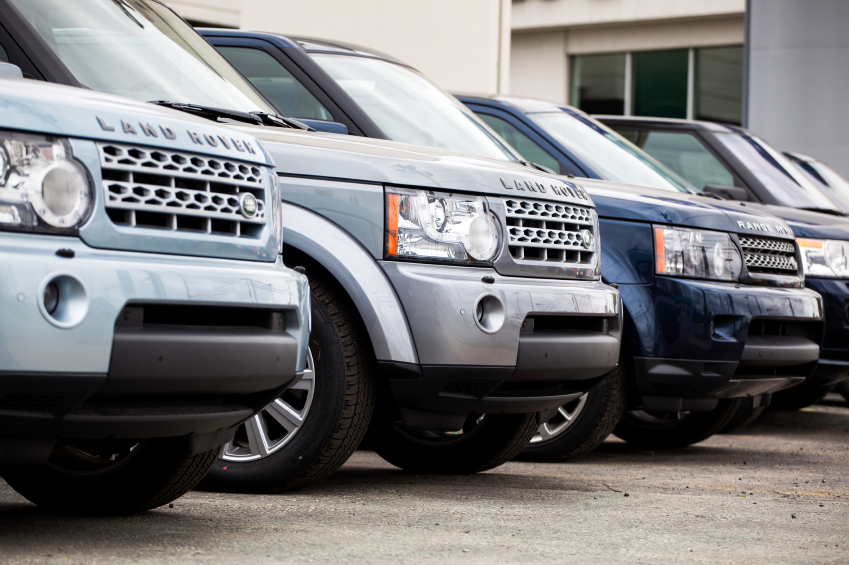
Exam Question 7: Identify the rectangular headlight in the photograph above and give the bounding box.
[386,187,501,264]
[798,238,849,278]
[654,226,742,281]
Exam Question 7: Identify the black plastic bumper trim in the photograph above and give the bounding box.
[106,325,299,395]
[513,330,619,381]
[739,335,820,367]
[389,364,603,415]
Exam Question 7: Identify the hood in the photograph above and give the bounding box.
[577,178,796,240]
[713,201,849,241]
[0,78,271,166]
[228,124,594,208]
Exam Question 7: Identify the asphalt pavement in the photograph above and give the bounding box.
[1,398,847,565]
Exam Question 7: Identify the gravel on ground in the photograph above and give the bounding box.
[0,402,847,564]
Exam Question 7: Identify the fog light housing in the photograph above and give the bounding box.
[43,282,59,315]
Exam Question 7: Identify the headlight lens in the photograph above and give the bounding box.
[798,238,849,278]
[386,187,501,264]
[269,170,282,254]
[0,132,92,233]
[654,226,742,281]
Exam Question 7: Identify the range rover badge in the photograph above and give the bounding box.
[580,229,594,249]
[240,193,258,218]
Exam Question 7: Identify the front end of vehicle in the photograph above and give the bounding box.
[0,81,309,514]
[380,185,621,424]
[601,209,824,449]
[793,236,849,394]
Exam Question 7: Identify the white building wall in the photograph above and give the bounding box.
[508,0,744,104]
[512,0,745,31]
[747,0,849,177]
[167,0,240,27]
[510,31,568,102]
[238,0,511,94]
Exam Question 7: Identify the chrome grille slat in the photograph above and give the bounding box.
[503,198,596,266]
[105,181,265,224]
[739,235,799,274]
[739,236,795,254]
[98,143,266,237]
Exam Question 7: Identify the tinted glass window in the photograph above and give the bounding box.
[788,156,849,213]
[715,133,842,211]
[217,47,332,121]
[10,0,275,112]
[570,53,626,115]
[696,46,743,125]
[634,50,688,118]
[311,54,516,161]
[529,110,694,193]
[617,129,734,189]
[0,43,7,63]
[475,113,561,173]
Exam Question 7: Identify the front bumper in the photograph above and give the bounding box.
[622,277,823,411]
[0,233,309,443]
[379,262,621,416]
[805,278,849,386]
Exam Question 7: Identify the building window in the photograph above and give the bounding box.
[696,46,743,125]
[571,45,742,124]
[569,53,626,115]
[633,49,689,118]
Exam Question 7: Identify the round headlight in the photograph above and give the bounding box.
[466,214,499,261]
[35,160,92,228]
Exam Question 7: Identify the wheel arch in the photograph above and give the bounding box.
[281,202,419,366]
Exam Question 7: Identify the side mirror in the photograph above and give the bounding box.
[294,118,348,135]
[703,183,749,201]
[0,62,23,79]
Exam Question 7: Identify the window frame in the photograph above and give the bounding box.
[607,122,758,200]
[204,35,368,136]
[464,102,588,177]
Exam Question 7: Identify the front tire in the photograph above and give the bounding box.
[517,365,627,462]
[200,272,376,493]
[371,413,537,474]
[613,398,742,449]
[0,438,218,515]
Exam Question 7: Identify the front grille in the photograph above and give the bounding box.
[503,198,596,264]
[739,236,798,275]
[98,143,266,237]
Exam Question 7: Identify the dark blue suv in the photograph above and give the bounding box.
[201,31,826,460]
[597,116,849,412]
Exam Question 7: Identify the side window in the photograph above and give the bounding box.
[475,113,562,174]
[0,43,8,63]
[217,47,333,121]
[618,129,734,189]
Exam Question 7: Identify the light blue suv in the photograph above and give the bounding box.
[0,71,309,515]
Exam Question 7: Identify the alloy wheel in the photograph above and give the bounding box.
[529,393,588,444]
[221,349,316,462]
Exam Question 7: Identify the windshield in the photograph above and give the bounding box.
[11,0,275,113]
[310,54,517,161]
[529,110,695,193]
[715,133,842,212]
[789,157,849,212]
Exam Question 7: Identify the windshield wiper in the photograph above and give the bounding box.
[511,159,564,176]
[148,102,313,131]
[250,112,313,131]
[798,207,847,216]
[149,101,265,126]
